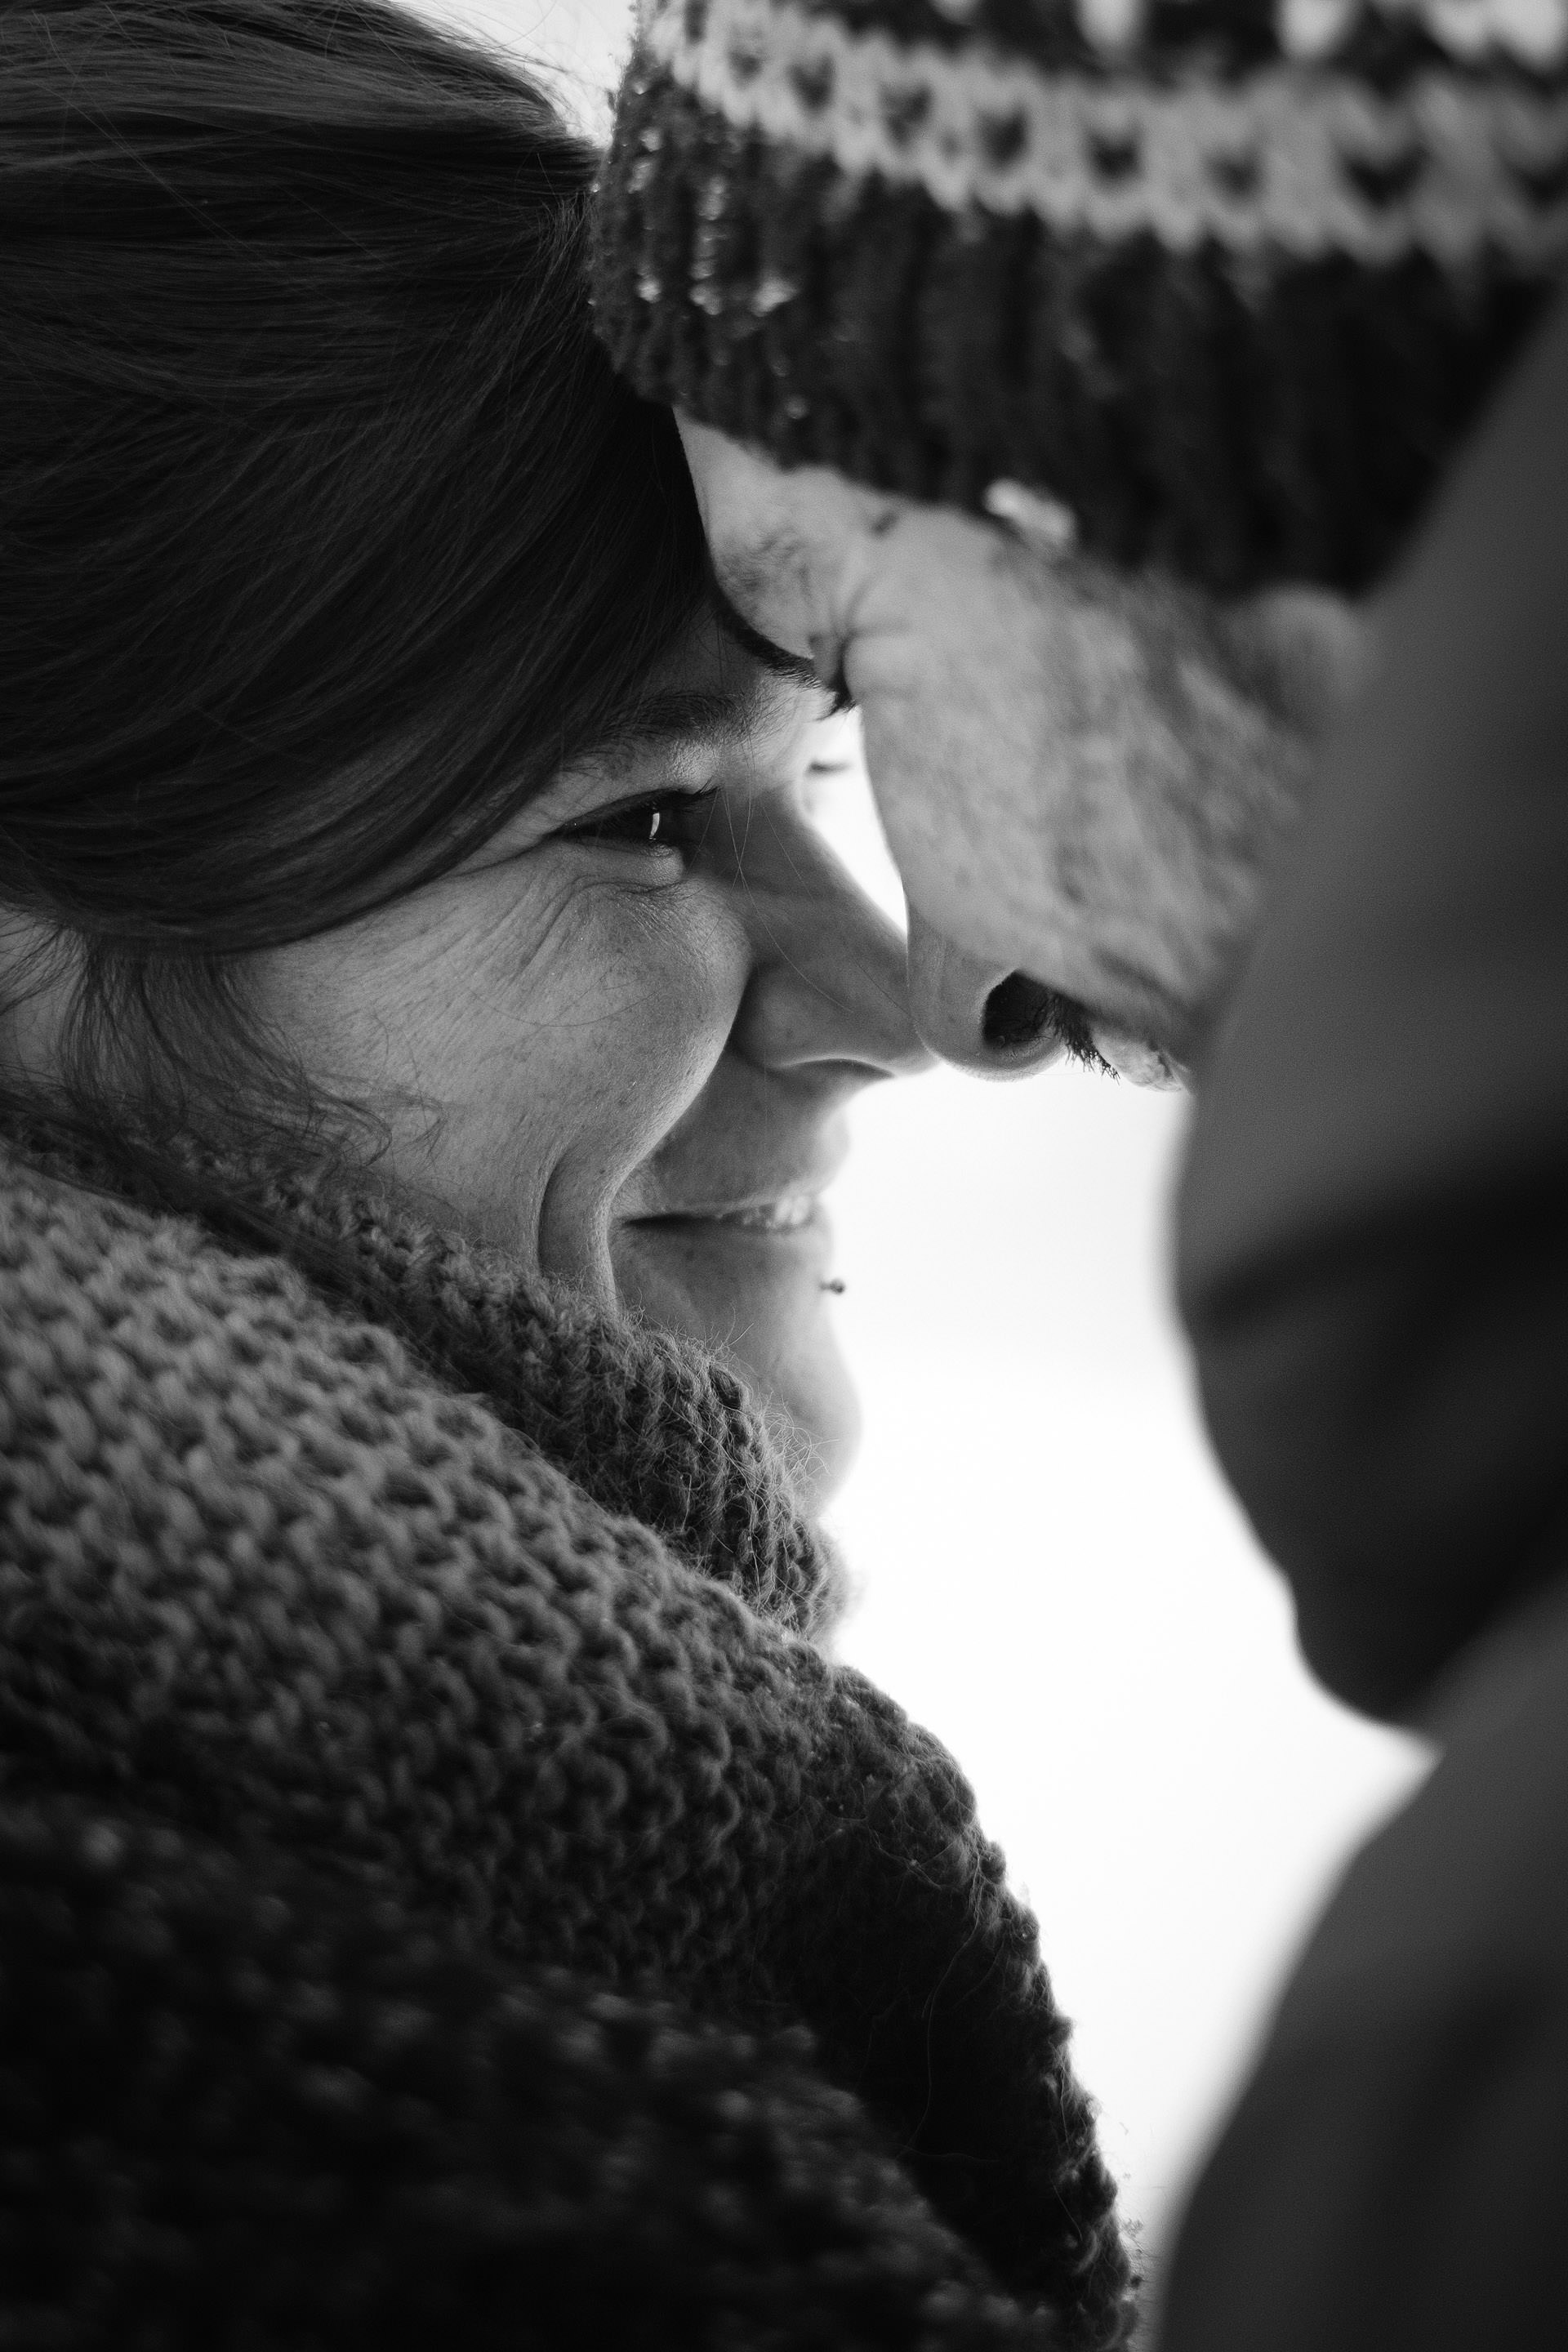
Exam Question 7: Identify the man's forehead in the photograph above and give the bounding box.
[717,518,819,620]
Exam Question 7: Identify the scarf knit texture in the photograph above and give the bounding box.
[0,1129,1138,2350]
[590,0,1568,592]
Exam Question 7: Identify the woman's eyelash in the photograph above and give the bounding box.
[560,787,719,853]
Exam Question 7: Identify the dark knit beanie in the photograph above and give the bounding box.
[592,0,1568,590]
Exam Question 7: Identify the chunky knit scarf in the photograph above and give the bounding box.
[0,1130,1137,2350]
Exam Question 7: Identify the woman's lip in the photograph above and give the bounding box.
[621,1209,832,1281]
[628,1187,828,1223]
[626,1196,823,1235]
[627,1134,849,1227]
[617,1201,836,1279]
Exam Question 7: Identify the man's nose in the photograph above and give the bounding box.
[904,907,1070,1078]
[728,833,933,1082]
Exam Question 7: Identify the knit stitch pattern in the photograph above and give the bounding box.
[591,0,1568,590]
[0,1133,1138,2347]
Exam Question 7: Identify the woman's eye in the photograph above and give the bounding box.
[561,789,719,857]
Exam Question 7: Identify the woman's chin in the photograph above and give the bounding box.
[610,1209,860,1515]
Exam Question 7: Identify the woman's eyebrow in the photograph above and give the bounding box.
[705,581,824,696]
[604,682,780,755]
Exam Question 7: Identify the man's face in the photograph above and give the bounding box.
[674,415,1373,1068]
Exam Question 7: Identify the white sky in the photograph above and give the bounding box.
[807,748,1429,2287]
[404,0,1431,2287]
[407,0,630,135]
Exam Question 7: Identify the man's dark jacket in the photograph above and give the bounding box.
[1161,283,1568,2351]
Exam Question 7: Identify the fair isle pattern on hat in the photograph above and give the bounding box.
[642,0,1568,259]
[592,0,1568,590]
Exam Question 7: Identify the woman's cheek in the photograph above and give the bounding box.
[585,877,751,1142]
[530,875,751,1273]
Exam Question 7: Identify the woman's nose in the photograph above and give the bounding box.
[728,823,933,1082]
[904,906,1070,1078]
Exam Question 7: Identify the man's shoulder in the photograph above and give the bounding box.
[1157,1577,1568,2352]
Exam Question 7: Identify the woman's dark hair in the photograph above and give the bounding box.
[0,0,723,1215]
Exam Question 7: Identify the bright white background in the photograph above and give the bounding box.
[802,752,1430,2299]
[412,0,1432,2297]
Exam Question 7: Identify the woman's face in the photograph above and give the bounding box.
[248,616,930,1510]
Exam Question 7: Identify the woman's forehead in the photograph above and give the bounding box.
[617,617,830,765]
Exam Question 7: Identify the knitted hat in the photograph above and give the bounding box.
[592,0,1568,591]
